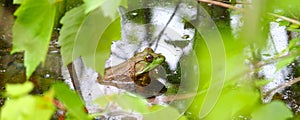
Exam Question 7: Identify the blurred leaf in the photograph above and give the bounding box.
[94,18,121,75]
[95,93,149,113]
[94,94,117,108]
[59,4,122,75]
[240,0,270,48]
[288,38,300,50]
[100,0,127,19]
[286,27,300,32]
[58,5,86,66]
[114,93,149,113]
[203,86,260,120]
[251,101,293,120]
[276,56,296,71]
[278,20,290,26]
[290,24,299,29]
[84,0,105,13]
[52,82,90,120]
[144,105,185,120]
[11,0,57,79]
[13,0,24,4]
[262,53,272,57]
[5,81,34,97]
[269,0,300,19]
[73,7,121,75]
[1,86,55,120]
[95,93,186,119]
[84,0,127,18]
[178,115,188,120]
[254,79,272,87]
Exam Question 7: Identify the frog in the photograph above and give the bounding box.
[98,47,167,98]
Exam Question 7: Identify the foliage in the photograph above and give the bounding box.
[4,0,300,119]
[95,93,186,120]
[58,0,127,75]
[52,82,90,120]
[187,0,299,119]
[1,82,90,120]
[1,82,55,120]
[11,0,127,78]
[58,5,86,67]
[275,38,300,71]
[251,101,293,120]
[269,0,300,32]
[11,0,57,79]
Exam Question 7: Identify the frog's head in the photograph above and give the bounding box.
[133,48,165,76]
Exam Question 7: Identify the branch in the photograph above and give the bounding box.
[254,53,295,68]
[197,0,242,11]
[263,76,300,101]
[268,13,300,26]
[197,0,300,27]
[151,0,182,51]
[148,93,196,104]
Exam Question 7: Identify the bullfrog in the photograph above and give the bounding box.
[98,48,167,98]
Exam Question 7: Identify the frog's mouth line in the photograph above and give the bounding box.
[134,57,165,76]
[134,60,148,76]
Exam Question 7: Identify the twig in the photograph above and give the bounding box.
[148,93,196,104]
[217,0,251,4]
[254,53,295,68]
[67,63,82,97]
[263,76,300,101]
[151,0,182,51]
[197,0,300,27]
[197,0,242,11]
[268,13,300,26]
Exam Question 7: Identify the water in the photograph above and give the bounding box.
[72,2,199,116]
[0,1,63,95]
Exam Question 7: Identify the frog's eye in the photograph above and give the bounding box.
[145,54,153,63]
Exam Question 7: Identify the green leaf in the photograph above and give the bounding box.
[94,94,117,108]
[11,0,57,79]
[52,82,90,120]
[254,79,272,87]
[290,24,300,29]
[202,86,260,120]
[114,93,149,113]
[278,20,290,26]
[58,5,87,65]
[95,93,149,113]
[100,0,127,19]
[143,105,184,120]
[288,38,300,50]
[262,53,272,57]
[77,3,127,75]
[5,81,34,97]
[73,7,111,75]
[84,0,105,14]
[59,4,122,75]
[1,96,36,120]
[276,56,296,71]
[95,93,185,119]
[286,27,300,32]
[13,0,24,4]
[94,18,121,74]
[84,0,128,18]
[1,90,55,120]
[251,101,293,120]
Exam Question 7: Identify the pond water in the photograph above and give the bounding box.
[72,2,200,115]
[1,0,300,118]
